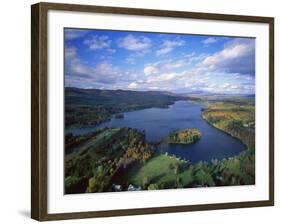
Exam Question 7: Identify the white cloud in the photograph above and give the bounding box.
[94,62,119,79]
[144,65,159,75]
[65,46,92,77]
[156,39,185,56]
[150,73,178,82]
[71,63,92,76]
[199,38,255,75]
[65,45,122,85]
[156,47,172,56]
[65,46,76,60]
[117,34,151,53]
[192,81,254,94]
[84,35,112,51]
[65,29,88,40]
[66,36,255,95]
[143,58,188,78]
[162,59,185,70]
[202,37,217,45]
[128,82,139,89]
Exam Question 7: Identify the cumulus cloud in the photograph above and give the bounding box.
[201,82,254,94]
[202,37,217,45]
[65,46,91,78]
[144,65,159,75]
[143,57,189,77]
[128,82,139,89]
[92,62,121,84]
[65,29,88,40]
[137,38,255,94]
[200,38,255,75]
[65,31,255,94]
[147,72,180,83]
[156,39,185,56]
[117,34,151,53]
[84,35,112,51]
[65,46,121,86]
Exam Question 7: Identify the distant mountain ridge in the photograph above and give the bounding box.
[65,87,190,107]
[179,91,255,97]
[65,87,181,97]
[65,87,254,105]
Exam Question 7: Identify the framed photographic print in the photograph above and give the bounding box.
[31,2,274,221]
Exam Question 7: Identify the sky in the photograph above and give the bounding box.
[64,28,255,95]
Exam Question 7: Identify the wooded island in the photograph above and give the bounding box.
[167,128,201,144]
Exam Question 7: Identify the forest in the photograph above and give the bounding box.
[65,100,255,193]
[202,102,255,148]
[65,127,154,193]
[167,128,201,144]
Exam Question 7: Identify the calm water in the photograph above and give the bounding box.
[67,101,246,163]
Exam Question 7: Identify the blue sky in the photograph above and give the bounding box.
[64,28,255,94]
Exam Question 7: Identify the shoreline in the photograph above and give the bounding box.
[65,100,180,131]
[201,113,248,150]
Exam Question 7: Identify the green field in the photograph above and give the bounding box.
[126,155,187,189]
[123,146,254,190]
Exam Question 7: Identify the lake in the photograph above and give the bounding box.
[66,101,246,163]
